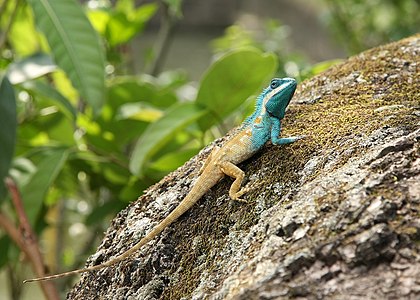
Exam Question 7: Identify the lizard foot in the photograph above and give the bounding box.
[272,135,306,145]
[230,186,252,202]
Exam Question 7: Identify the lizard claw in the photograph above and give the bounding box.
[293,135,306,141]
[230,186,251,203]
[232,197,248,203]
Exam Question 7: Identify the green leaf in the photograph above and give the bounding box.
[9,158,37,188]
[22,79,77,120]
[106,3,158,46]
[108,77,177,109]
[21,148,69,224]
[0,75,17,200]
[27,0,106,114]
[33,109,75,145]
[116,102,163,122]
[129,103,206,176]
[87,9,110,36]
[196,50,278,130]
[0,236,11,268]
[8,5,48,56]
[149,148,199,173]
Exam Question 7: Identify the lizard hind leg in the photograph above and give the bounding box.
[199,146,220,175]
[218,161,249,202]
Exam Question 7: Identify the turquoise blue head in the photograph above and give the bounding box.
[264,78,297,119]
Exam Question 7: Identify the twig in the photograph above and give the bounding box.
[6,263,23,300]
[54,198,65,275]
[2,177,60,300]
[147,1,178,76]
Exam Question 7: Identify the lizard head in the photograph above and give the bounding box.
[264,77,297,119]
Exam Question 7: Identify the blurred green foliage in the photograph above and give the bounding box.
[212,19,343,82]
[323,0,419,54]
[0,0,417,297]
[212,20,309,80]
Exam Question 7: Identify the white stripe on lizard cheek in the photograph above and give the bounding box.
[262,85,285,107]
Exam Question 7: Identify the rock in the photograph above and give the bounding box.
[68,34,420,299]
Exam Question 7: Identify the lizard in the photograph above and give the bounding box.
[24,77,302,283]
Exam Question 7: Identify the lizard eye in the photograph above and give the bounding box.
[270,79,280,89]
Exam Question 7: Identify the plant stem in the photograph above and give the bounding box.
[1,177,60,300]
[147,1,178,76]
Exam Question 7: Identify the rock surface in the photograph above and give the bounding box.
[68,35,419,300]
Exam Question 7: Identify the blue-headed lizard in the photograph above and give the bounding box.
[24,77,302,283]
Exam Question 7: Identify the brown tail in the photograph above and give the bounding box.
[24,179,211,283]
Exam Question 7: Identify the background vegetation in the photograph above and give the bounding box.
[0,0,417,299]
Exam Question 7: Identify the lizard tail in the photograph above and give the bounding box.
[24,179,211,283]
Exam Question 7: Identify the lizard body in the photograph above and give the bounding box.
[24,77,302,283]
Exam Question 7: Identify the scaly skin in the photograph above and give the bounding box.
[24,77,302,283]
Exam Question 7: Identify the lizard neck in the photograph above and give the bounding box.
[247,113,272,151]
[242,88,269,126]
[239,88,272,151]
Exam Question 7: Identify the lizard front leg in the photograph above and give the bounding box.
[270,116,305,145]
[218,161,250,202]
